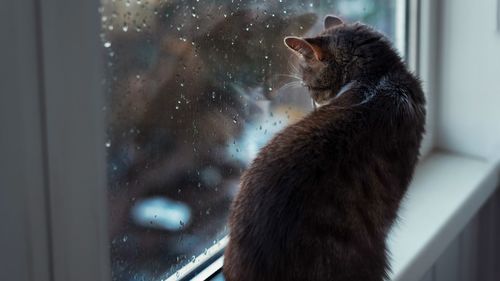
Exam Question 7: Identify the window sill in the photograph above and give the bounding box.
[388,150,499,281]
[180,150,500,281]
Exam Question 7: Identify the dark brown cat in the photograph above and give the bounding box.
[224,16,426,281]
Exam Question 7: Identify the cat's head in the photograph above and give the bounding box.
[284,16,401,105]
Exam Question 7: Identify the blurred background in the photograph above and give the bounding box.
[98,0,401,280]
[1,0,500,281]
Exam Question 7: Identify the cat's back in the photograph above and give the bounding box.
[224,74,425,280]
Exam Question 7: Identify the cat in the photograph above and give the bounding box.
[223,16,426,281]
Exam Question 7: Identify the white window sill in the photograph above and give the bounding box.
[388,151,499,281]
[174,151,500,281]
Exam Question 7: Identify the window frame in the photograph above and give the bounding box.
[3,0,437,280]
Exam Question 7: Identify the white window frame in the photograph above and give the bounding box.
[5,0,474,280]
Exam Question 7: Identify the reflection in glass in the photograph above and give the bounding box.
[100,0,399,280]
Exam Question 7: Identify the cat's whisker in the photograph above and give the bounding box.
[287,59,300,75]
[281,80,302,88]
[276,74,302,82]
[276,81,304,94]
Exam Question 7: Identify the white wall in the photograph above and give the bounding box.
[437,0,500,159]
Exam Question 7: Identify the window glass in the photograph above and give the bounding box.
[100,0,403,280]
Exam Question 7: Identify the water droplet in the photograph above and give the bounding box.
[122,235,128,242]
[105,141,111,148]
[103,41,111,48]
[122,23,129,32]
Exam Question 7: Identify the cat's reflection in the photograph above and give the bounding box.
[105,3,317,280]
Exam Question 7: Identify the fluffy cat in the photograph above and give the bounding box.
[224,16,426,281]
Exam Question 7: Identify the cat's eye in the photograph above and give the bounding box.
[97,1,407,280]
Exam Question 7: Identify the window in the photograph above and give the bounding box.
[100,0,407,280]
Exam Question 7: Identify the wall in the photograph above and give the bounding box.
[437,0,500,159]
[0,1,51,281]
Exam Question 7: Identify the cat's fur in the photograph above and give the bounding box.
[224,16,426,281]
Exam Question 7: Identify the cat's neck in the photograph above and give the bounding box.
[336,81,357,98]
[313,80,358,109]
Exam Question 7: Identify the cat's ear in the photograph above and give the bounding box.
[284,36,325,61]
[324,15,343,29]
